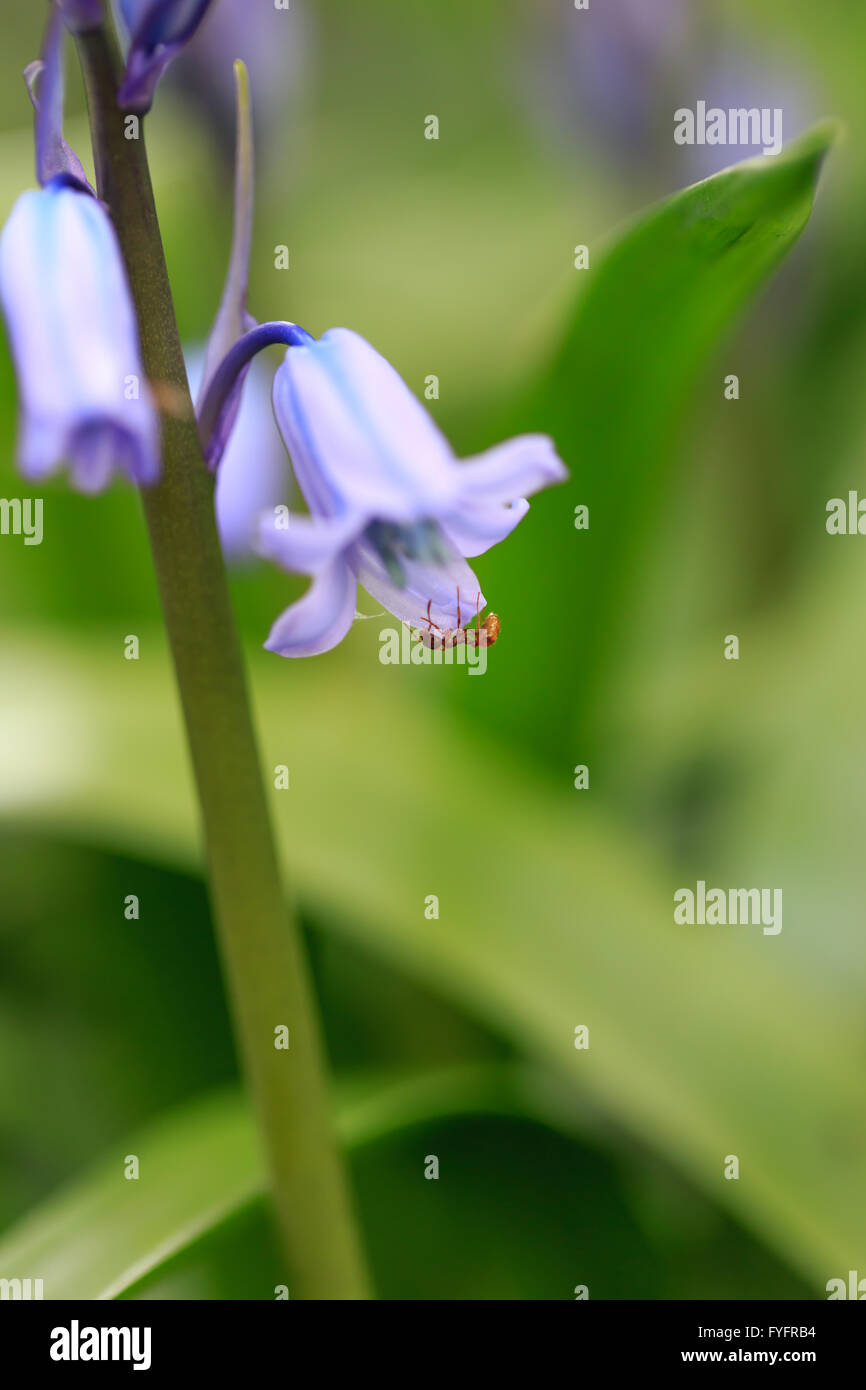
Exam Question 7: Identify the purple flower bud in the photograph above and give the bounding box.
[256,328,568,657]
[56,0,104,30]
[0,181,160,492]
[118,0,216,112]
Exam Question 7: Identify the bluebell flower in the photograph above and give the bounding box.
[118,0,215,112]
[0,184,160,491]
[190,64,565,655]
[254,329,567,657]
[0,8,158,491]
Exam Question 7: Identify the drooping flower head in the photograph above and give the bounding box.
[192,61,568,657]
[255,329,567,656]
[118,0,216,112]
[0,7,159,491]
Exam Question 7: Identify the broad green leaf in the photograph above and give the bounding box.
[462,126,836,763]
[606,540,866,999]
[0,1066,572,1299]
[0,829,506,1232]
[0,626,863,1289]
[0,1068,810,1300]
[0,1091,261,1300]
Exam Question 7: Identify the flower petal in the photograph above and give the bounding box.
[264,559,357,658]
[0,183,160,492]
[442,497,530,557]
[350,536,484,632]
[185,347,287,561]
[459,434,568,505]
[273,328,460,523]
[258,510,359,576]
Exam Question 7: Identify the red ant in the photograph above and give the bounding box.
[411,588,500,650]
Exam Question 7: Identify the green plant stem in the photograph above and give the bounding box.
[74,24,370,1300]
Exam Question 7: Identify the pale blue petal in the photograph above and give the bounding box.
[258,511,360,576]
[350,536,484,633]
[214,367,287,561]
[187,347,287,561]
[0,184,159,489]
[274,328,460,523]
[264,560,357,658]
[442,498,530,558]
[459,434,568,505]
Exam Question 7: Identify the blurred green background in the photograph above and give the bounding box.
[1,0,865,1299]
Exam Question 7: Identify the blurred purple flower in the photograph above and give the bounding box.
[118,0,216,112]
[688,53,809,179]
[256,328,567,657]
[187,347,288,563]
[565,0,689,166]
[187,63,566,656]
[168,0,310,164]
[0,9,159,492]
[523,0,810,185]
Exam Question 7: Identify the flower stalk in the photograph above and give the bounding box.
[74,21,370,1299]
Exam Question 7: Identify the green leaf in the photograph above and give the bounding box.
[0,1091,261,1300]
[0,1067,811,1300]
[1,626,863,1290]
[0,1066,570,1299]
[465,125,837,762]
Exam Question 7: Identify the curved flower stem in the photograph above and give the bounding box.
[197,320,313,463]
[74,24,370,1299]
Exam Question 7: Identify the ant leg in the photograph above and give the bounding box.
[456,585,462,629]
[421,597,444,647]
